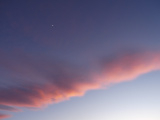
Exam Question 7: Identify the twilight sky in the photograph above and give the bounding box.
[0,0,160,120]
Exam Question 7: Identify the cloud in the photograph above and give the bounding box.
[0,78,99,108]
[94,51,160,85]
[0,105,20,112]
[0,114,11,119]
[0,51,160,119]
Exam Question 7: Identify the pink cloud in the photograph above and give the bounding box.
[0,114,11,119]
[96,52,160,85]
[0,51,160,119]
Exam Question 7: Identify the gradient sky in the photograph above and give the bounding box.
[1,0,160,120]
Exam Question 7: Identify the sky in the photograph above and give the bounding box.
[0,0,160,120]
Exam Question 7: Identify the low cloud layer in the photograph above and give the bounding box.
[0,51,160,119]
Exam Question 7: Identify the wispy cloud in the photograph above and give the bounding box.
[94,51,160,85]
[0,51,160,119]
[0,105,20,112]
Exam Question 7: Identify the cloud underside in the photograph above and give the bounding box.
[0,114,11,119]
[0,51,160,119]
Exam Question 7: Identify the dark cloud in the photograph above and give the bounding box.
[0,51,98,107]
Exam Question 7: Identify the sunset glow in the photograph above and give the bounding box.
[1,0,160,120]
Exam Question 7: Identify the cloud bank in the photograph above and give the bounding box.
[0,51,160,119]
